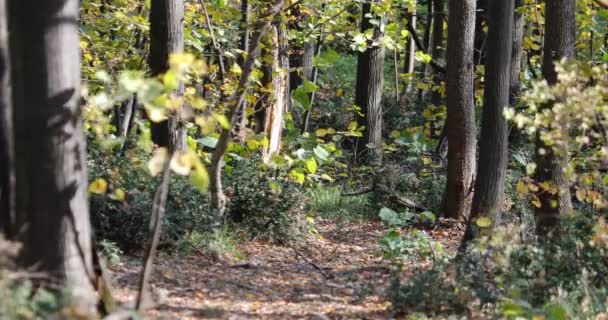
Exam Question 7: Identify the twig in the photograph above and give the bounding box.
[136,156,172,311]
[291,246,329,278]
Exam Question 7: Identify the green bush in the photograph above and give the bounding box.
[389,214,608,319]
[224,157,308,242]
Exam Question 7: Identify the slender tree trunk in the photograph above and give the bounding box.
[510,0,525,104]
[149,0,185,151]
[355,0,386,163]
[236,0,250,142]
[430,0,445,107]
[473,0,488,65]
[418,0,434,100]
[443,0,477,220]
[0,0,15,238]
[262,22,289,160]
[404,7,417,93]
[462,0,514,246]
[9,0,96,314]
[535,0,575,238]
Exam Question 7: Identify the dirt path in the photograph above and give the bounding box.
[110,218,461,319]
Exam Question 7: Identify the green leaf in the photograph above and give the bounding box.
[379,207,401,226]
[190,166,209,193]
[313,145,330,161]
[305,158,317,174]
[197,136,218,148]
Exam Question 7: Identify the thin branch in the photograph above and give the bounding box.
[199,0,226,83]
[594,0,608,9]
[405,18,446,74]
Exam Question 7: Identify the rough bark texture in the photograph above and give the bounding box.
[464,0,514,244]
[535,0,575,237]
[443,0,477,220]
[9,0,96,313]
[355,1,385,163]
[0,0,15,238]
[262,23,289,160]
[149,0,185,151]
[430,0,445,107]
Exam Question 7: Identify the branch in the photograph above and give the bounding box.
[199,0,226,83]
[594,0,608,9]
[136,156,172,311]
[405,18,446,74]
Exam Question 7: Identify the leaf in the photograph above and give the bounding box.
[305,158,318,174]
[148,148,169,176]
[111,189,126,202]
[313,145,330,161]
[516,180,529,196]
[163,70,178,91]
[213,114,231,129]
[170,151,194,176]
[379,207,401,226]
[289,169,306,184]
[89,178,108,194]
[197,136,219,148]
[315,128,328,137]
[190,165,209,193]
[476,217,492,228]
[347,121,358,131]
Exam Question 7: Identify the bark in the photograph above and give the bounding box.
[430,0,445,107]
[510,0,525,104]
[0,0,15,238]
[262,23,289,161]
[418,0,434,100]
[535,0,575,238]
[443,0,477,220]
[355,0,386,163]
[473,0,488,65]
[236,0,250,142]
[404,8,417,93]
[9,0,96,313]
[463,0,514,246]
[149,0,185,152]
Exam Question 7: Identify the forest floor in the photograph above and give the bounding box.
[110,218,462,319]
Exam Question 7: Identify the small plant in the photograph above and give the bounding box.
[98,239,123,264]
[176,228,244,260]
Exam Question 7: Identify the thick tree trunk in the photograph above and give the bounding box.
[355,1,386,163]
[463,0,514,245]
[430,0,445,107]
[9,0,96,314]
[0,0,15,238]
[149,0,185,151]
[535,0,575,238]
[261,23,289,160]
[443,0,477,220]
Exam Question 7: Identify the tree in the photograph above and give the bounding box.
[534,0,575,237]
[0,0,14,237]
[443,0,477,220]
[355,0,386,162]
[149,0,185,151]
[403,6,416,93]
[430,0,445,107]
[462,0,514,245]
[259,20,289,160]
[8,0,97,313]
[510,0,525,104]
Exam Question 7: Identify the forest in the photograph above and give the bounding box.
[1,0,608,318]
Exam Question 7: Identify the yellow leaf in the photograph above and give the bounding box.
[390,131,401,138]
[347,121,358,131]
[230,63,242,76]
[112,189,126,201]
[315,128,328,137]
[531,195,542,208]
[476,217,492,228]
[170,151,194,176]
[89,178,108,194]
[146,107,168,123]
[516,180,529,196]
[575,188,586,202]
[148,148,169,176]
[246,139,260,150]
[336,89,344,97]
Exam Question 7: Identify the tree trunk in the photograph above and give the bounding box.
[149,0,185,152]
[262,22,289,161]
[418,0,434,101]
[510,0,525,104]
[535,0,575,238]
[9,0,96,314]
[430,0,445,107]
[404,7,417,93]
[355,0,386,163]
[0,0,15,238]
[443,0,477,220]
[236,0,250,142]
[463,0,514,245]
